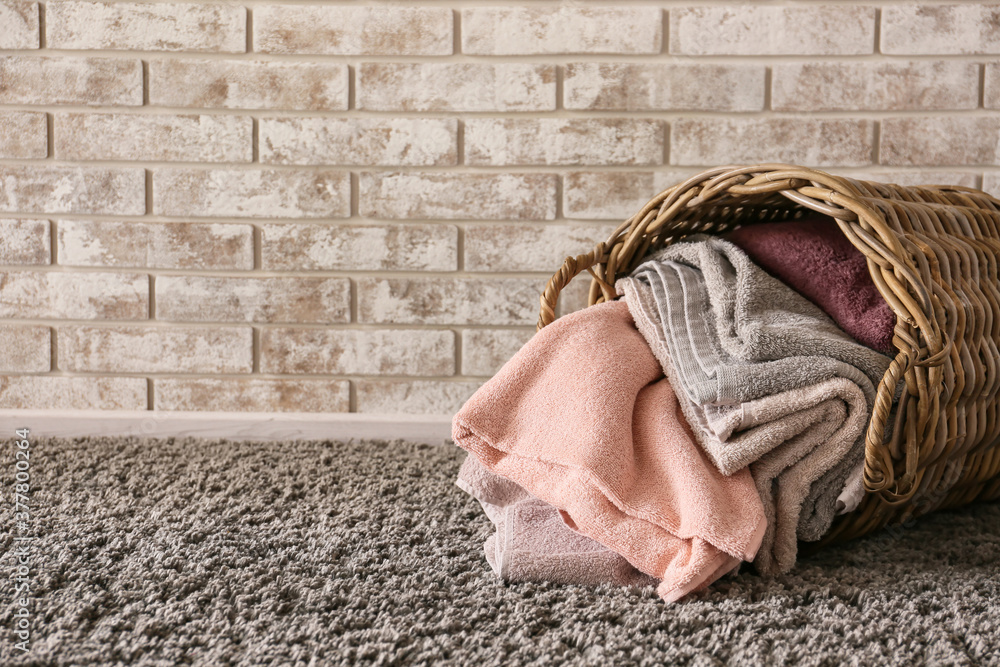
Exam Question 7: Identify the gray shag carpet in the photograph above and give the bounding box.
[2,436,1000,666]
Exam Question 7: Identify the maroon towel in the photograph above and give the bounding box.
[726,218,896,355]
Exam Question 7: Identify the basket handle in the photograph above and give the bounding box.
[537,243,611,331]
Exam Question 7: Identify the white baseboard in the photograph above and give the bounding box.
[0,409,454,445]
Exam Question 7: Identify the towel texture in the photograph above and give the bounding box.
[616,237,892,573]
[726,218,897,355]
[456,455,656,588]
[452,300,767,602]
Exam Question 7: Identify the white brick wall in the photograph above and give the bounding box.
[0,1,998,414]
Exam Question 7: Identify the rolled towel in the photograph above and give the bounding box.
[452,300,767,603]
[456,455,656,588]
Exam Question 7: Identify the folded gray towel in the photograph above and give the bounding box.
[616,236,893,573]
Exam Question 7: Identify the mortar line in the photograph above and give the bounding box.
[453,328,463,378]
[252,326,260,373]
[348,64,356,110]
[872,121,882,166]
[252,117,259,162]
[37,2,44,49]
[246,7,253,53]
[661,8,669,54]
[555,64,564,111]
[763,66,772,111]
[49,326,58,373]
[148,274,156,320]
[252,225,263,270]
[45,112,54,159]
[49,219,57,265]
[979,64,987,109]
[873,8,882,55]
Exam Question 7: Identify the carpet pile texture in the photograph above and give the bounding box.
[1,435,999,665]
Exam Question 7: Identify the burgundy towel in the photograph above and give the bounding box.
[726,218,896,355]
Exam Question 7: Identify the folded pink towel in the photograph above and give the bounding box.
[726,217,896,355]
[457,455,656,588]
[452,300,767,603]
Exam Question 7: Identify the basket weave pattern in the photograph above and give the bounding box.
[538,164,1000,543]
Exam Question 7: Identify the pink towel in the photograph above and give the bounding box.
[457,455,656,588]
[726,217,896,355]
[452,300,767,603]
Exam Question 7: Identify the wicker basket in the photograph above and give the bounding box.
[537,164,1000,544]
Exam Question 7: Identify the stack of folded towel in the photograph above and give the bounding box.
[452,216,898,602]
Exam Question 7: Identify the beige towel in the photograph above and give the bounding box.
[457,455,656,588]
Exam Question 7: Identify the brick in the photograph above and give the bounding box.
[47,1,245,53]
[0,111,45,159]
[462,7,661,55]
[155,378,349,412]
[0,1,38,49]
[261,223,456,272]
[156,276,350,324]
[671,6,875,55]
[357,63,555,112]
[153,169,349,219]
[671,118,874,167]
[0,56,141,105]
[356,380,481,414]
[882,5,1000,55]
[555,276,596,318]
[563,171,694,220]
[465,119,663,167]
[564,63,764,112]
[0,270,147,319]
[254,5,451,55]
[0,324,50,372]
[55,113,251,162]
[58,219,252,270]
[0,376,146,410]
[461,329,533,377]
[465,223,616,273]
[772,62,979,112]
[261,329,454,376]
[360,172,556,221]
[838,171,979,189]
[985,64,1000,109]
[984,174,1000,199]
[0,166,144,215]
[882,118,1000,166]
[260,118,456,167]
[357,277,542,326]
[149,60,348,111]
[0,218,50,264]
[59,325,252,373]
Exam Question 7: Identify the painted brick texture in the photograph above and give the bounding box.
[0,1,39,49]
[0,1,996,415]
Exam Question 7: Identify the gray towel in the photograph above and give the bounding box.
[616,236,893,573]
